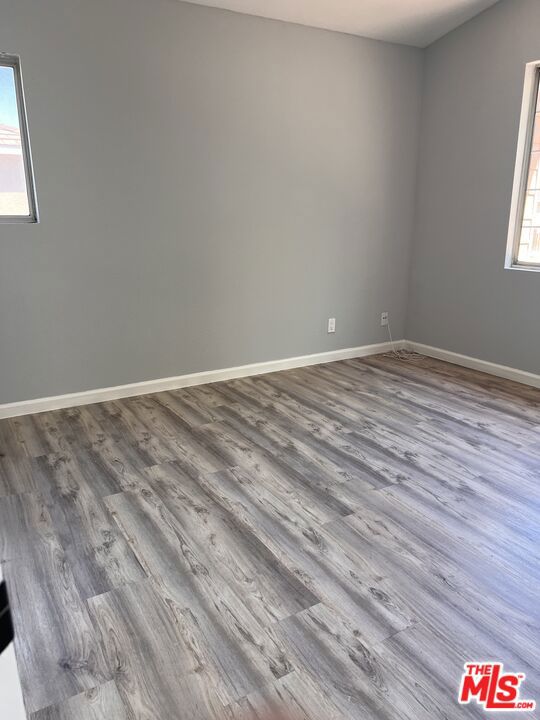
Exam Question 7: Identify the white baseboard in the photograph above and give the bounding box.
[0,340,401,419]
[407,341,540,389]
[3,339,537,420]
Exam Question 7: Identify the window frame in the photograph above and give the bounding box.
[0,53,38,224]
[506,60,540,271]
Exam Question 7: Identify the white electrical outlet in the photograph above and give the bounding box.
[381,312,389,327]
[327,318,336,333]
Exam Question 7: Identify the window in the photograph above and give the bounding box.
[506,61,540,269]
[0,55,37,223]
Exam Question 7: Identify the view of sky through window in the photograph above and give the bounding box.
[0,64,30,217]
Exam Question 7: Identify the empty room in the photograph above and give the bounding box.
[0,0,539,718]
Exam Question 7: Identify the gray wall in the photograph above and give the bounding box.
[0,0,422,404]
[407,0,540,374]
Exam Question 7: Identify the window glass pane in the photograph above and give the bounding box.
[0,64,30,217]
[518,78,540,264]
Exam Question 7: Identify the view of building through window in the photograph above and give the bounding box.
[0,63,30,217]
[518,76,540,265]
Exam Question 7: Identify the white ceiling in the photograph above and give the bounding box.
[182,0,500,47]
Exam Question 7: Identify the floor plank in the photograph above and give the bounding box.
[87,581,231,719]
[29,682,129,720]
[105,488,294,703]
[144,461,319,624]
[33,452,147,599]
[0,494,111,715]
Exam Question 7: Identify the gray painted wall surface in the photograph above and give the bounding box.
[407,0,540,374]
[0,0,422,404]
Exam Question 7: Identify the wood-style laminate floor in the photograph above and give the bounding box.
[1,354,539,719]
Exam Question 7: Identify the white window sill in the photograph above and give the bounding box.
[504,263,540,273]
[0,216,38,224]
